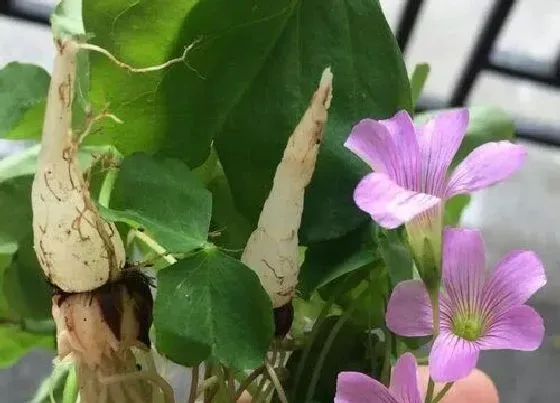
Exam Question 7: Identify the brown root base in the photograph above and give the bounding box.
[274,301,294,337]
[53,268,154,346]
[51,269,173,402]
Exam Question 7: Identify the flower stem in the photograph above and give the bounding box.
[424,378,435,403]
[380,305,393,385]
[304,288,369,402]
[426,274,441,403]
[187,366,199,403]
[232,365,265,401]
[432,382,454,403]
[430,289,440,335]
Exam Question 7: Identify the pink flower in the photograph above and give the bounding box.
[345,109,526,260]
[386,228,546,382]
[335,353,421,403]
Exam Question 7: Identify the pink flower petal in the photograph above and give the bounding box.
[480,305,545,351]
[386,280,434,337]
[442,228,486,311]
[418,108,469,195]
[481,250,546,314]
[445,141,526,198]
[354,173,440,229]
[389,353,422,403]
[344,111,421,189]
[335,372,398,403]
[345,119,398,176]
[429,331,480,382]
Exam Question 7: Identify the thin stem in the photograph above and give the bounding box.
[252,370,269,403]
[424,378,435,403]
[196,376,218,399]
[203,364,213,403]
[380,324,392,386]
[98,166,118,208]
[432,382,454,403]
[367,269,378,377]
[232,365,265,401]
[290,294,336,400]
[188,366,199,403]
[98,370,174,403]
[425,289,441,403]
[430,289,441,335]
[134,230,177,264]
[255,381,274,403]
[265,361,288,403]
[305,288,369,402]
[61,366,78,403]
[223,366,235,398]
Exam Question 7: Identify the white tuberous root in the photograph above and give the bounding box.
[242,68,333,308]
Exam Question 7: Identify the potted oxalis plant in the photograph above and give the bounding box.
[0,1,545,402]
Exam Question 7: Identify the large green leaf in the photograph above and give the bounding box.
[3,234,52,321]
[0,63,49,139]
[83,0,295,165]
[82,0,410,242]
[103,153,212,253]
[0,325,53,368]
[215,0,411,243]
[154,248,274,369]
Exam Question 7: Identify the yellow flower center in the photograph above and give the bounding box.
[451,312,483,341]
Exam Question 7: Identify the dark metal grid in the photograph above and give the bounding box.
[396,0,560,145]
[1,0,560,144]
[0,0,50,25]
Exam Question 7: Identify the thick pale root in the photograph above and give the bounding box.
[242,68,333,308]
[32,39,125,293]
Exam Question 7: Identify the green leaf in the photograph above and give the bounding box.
[298,224,377,299]
[0,63,49,138]
[285,316,373,402]
[0,248,16,319]
[0,176,34,246]
[154,248,274,369]
[82,0,296,165]
[0,325,53,368]
[103,153,212,253]
[83,0,410,242]
[409,63,429,108]
[207,172,252,253]
[444,194,471,226]
[378,229,414,288]
[416,106,515,164]
[325,267,387,330]
[214,0,411,243]
[3,234,52,321]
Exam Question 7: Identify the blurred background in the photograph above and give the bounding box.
[1,0,559,401]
